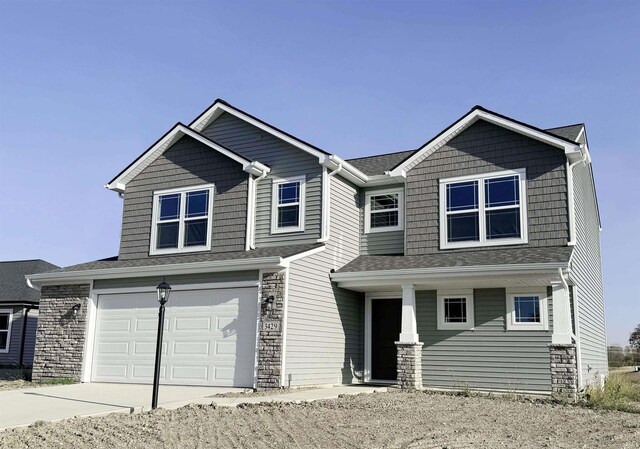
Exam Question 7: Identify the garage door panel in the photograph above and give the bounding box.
[92,287,257,387]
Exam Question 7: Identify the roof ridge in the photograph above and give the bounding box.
[545,123,585,131]
[345,149,417,161]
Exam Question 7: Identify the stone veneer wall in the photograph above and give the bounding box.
[256,271,286,389]
[32,284,91,381]
[549,344,578,400]
[396,342,423,389]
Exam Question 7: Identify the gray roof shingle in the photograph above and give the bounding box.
[45,244,323,274]
[337,247,573,273]
[545,124,584,142]
[346,150,416,176]
[0,259,60,303]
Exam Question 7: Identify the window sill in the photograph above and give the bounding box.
[270,228,305,235]
[440,238,528,250]
[365,226,404,234]
[149,246,211,256]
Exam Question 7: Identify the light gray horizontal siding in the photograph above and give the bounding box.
[360,186,405,255]
[202,112,322,246]
[285,176,363,386]
[0,307,38,366]
[406,120,569,255]
[571,162,607,385]
[119,134,248,260]
[417,288,554,392]
[93,271,259,290]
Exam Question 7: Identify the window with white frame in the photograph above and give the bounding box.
[506,289,548,331]
[439,169,527,249]
[149,185,214,255]
[437,291,474,330]
[364,188,404,233]
[0,310,12,353]
[271,176,305,233]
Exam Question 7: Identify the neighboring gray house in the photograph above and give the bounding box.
[0,259,59,367]
[26,100,606,398]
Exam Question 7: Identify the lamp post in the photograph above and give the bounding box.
[152,280,171,410]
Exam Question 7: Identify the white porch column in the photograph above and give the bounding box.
[399,283,419,343]
[551,280,572,345]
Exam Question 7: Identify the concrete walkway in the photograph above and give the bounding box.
[0,383,387,430]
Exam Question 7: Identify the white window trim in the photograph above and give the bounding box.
[437,290,474,331]
[271,175,306,234]
[149,184,215,255]
[506,288,549,331]
[364,188,404,233]
[0,309,13,353]
[439,168,528,249]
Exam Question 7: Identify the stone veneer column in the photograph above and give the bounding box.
[31,284,91,381]
[396,342,423,389]
[549,344,578,400]
[256,271,286,389]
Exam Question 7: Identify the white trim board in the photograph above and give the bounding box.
[106,123,270,193]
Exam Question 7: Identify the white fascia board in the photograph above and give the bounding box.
[321,155,369,186]
[26,256,285,288]
[106,124,268,192]
[330,262,569,284]
[192,102,328,161]
[389,109,582,177]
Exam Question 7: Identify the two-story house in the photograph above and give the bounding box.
[26,100,606,398]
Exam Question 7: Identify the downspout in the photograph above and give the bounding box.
[317,162,343,243]
[567,154,587,246]
[18,306,33,368]
[249,170,268,249]
[558,268,583,390]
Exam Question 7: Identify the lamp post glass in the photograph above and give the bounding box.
[152,281,171,409]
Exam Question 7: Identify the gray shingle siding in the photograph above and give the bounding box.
[360,186,405,255]
[285,175,364,386]
[418,288,554,392]
[405,120,569,255]
[201,112,322,246]
[118,134,248,260]
[571,161,607,385]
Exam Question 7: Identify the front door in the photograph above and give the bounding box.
[371,298,401,381]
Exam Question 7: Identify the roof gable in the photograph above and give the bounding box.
[389,106,583,176]
[106,124,269,193]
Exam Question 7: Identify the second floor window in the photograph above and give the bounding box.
[364,188,404,233]
[439,169,528,249]
[271,176,305,233]
[150,185,214,255]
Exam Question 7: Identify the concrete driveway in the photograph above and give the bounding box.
[0,382,242,430]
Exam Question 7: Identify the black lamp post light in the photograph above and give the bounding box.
[152,280,172,410]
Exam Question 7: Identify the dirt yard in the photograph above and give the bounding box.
[1,391,639,449]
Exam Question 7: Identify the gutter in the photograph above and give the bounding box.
[26,256,286,289]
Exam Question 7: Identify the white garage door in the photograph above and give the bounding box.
[91,287,257,387]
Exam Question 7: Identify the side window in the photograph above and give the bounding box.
[271,176,306,233]
[506,289,549,331]
[437,291,474,330]
[364,188,404,233]
[0,310,12,353]
[150,185,214,255]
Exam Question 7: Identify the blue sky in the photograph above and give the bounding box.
[0,1,638,345]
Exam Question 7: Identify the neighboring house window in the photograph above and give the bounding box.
[0,310,12,353]
[149,185,215,255]
[437,291,474,330]
[439,169,528,249]
[506,289,549,331]
[271,176,306,233]
[364,188,404,233]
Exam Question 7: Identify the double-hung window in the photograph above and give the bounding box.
[150,185,214,255]
[271,176,305,233]
[439,169,527,249]
[364,188,404,233]
[0,310,12,353]
[437,291,474,330]
[506,289,548,331]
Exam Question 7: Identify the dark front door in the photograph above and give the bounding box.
[371,298,401,381]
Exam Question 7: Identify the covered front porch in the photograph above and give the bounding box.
[331,257,578,397]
